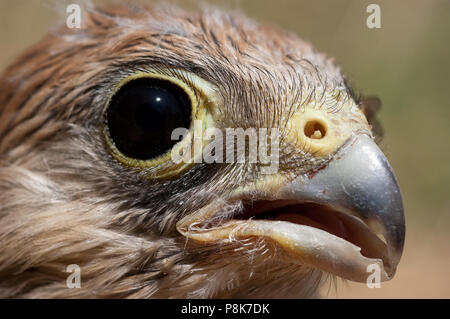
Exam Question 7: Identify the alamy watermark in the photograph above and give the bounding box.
[66,4,82,29]
[366,4,381,29]
[170,120,280,175]
[66,264,81,288]
[366,263,381,288]
[66,3,383,32]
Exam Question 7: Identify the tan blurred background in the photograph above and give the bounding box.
[0,0,449,298]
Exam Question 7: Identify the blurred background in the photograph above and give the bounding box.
[0,0,449,298]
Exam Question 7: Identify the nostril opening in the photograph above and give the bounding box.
[304,120,327,139]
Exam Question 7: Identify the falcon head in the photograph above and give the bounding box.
[0,4,405,298]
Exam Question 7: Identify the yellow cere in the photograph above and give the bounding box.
[286,99,371,157]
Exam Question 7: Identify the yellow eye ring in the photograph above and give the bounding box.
[103,71,202,178]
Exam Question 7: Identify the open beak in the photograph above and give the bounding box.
[177,134,405,283]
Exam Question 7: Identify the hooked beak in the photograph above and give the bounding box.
[177,134,405,282]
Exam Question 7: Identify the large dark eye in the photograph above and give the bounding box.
[106,78,192,160]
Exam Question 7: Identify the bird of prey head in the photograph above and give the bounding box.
[0,4,405,298]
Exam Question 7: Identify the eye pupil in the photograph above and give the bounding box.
[135,102,164,133]
[106,78,191,160]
